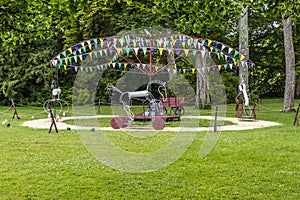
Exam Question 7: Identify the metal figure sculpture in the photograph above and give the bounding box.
[43,80,69,121]
[235,81,257,120]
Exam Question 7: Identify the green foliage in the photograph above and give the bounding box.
[248,8,286,97]
[221,71,239,103]
[72,89,90,105]
[0,0,52,45]
[0,0,300,106]
[0,40,56,105]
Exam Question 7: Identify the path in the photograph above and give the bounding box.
[22,115,280,132]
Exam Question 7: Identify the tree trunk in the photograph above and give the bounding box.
[296,76,300,97]
[282,15,296,111]
[238,6,249,91]
[295,22,300,97]
[195,51,210,109]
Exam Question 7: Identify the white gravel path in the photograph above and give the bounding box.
[22,115,280,132]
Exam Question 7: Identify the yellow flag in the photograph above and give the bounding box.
[156,39,160,46]
[184,49,189,56]
[233,59,237,65]
[159,48,163,56]
[240,55,245,61]
[218,65,222,71]
[208,40,212,46]
[64,65,67,70]
[119,38,123,46]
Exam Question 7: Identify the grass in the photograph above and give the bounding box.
[63,117,236,128]
[0,98,299,199]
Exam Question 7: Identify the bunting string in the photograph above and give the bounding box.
[50,33,255,74]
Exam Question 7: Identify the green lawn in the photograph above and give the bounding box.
[63,117,236,128]
[0,98,299,199]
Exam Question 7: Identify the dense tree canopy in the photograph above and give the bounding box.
[0,0,299,106]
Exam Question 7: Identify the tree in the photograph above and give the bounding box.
[0,39,57,105]
[195,52,210,108]
[248,7,286,98]
[254,0,299,110]
[282,14,296,111]
[258,0,299,111]
[295,21,300,97]
[238,6,249,90]
[0,0,133,46]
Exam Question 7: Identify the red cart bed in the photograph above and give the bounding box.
[160,97,185,116]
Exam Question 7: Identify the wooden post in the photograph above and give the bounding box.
[48,104,59,133]
[235,98,240,117]
[214,105,218,132]
[11,100,20,119]
[98,99,101,115]
[293,102,300,126]
[252,98,258,119]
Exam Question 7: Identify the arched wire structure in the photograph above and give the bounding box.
[50,28,255,125]
[43,80,69,120]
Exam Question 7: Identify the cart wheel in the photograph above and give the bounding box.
[119,116,128,128]
[175,107,185,116]
[163,107,168,115]
[152,118,165,130]
[111,117,122,129]
[171,107,177,115]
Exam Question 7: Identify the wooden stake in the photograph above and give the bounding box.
[98,99,101,115]
[293,103,300,126]
[11,100,20,119]
[214,105,218,132]
[48,104,58,133]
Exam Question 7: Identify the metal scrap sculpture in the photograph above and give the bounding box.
[107,80,168,130]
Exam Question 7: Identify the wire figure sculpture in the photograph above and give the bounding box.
[235,81,257,120]
[43,80,69,121]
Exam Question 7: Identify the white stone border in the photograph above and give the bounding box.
[22,115,280,132]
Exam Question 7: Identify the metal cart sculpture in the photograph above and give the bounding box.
[161,97,185,116]
[108,80,182,130]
